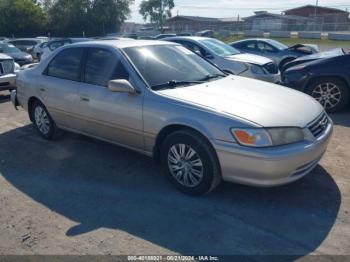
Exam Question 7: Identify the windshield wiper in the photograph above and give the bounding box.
[151,80,204,90]
[199,74,226,82]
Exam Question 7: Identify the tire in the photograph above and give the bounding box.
[279,57,295,71]
[161,129,221,195]
[306,78,349,113]
[31,100,63,140]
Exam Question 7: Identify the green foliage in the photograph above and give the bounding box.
[0,0,47,37]
[139,0,174,32]
[0,0,134,37]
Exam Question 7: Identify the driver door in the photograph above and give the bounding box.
[77,47,144,151]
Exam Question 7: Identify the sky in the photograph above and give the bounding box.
[127,0,350,23]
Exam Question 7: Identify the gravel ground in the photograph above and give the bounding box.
[0,90,349,259]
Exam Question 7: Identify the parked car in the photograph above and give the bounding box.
[0,42,33,66]
[154,34,177,40]
[164,36,280,83]
[230,39,319,70]
[12,40,332,195]
[0,54,18,91]
[282,48,345,71]
[282,50,350,113]
[196,30,214,37]
[41,38,91,61]
[8,38,45,59]
[33,41,49,61]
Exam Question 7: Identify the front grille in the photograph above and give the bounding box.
[308,113,329,138]
[0,60,14,75]
[264,62,278,74]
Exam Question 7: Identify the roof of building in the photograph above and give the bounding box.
[244,12,314,21]
[167,15,220,23]
[284,5,349,14]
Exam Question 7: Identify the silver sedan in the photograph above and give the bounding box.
[12,40,332,195]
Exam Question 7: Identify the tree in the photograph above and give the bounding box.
[0,0,47,37]
[90,0,134,36]
[139,0,174,33]
[47,0,133,37]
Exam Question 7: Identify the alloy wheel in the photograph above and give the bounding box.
[311,82,342,110]
[34,106,50,135]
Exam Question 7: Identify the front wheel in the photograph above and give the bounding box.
[306,78,349,113]
[161,130,221,195]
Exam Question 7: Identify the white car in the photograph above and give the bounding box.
[0,53,19,91]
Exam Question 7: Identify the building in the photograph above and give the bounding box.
[284,5,350,31]
[244,11,313,31]
[165,15,243,33]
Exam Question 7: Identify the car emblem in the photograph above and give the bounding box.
[319,119,327,129]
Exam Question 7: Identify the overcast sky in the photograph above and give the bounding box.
[127,0,350,23]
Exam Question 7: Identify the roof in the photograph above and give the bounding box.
[284,5,349,14]
[162,36,211,41]
[244,12,313,21]
[167,15,220,23]
[167,15,242,23]
[71,40,177,49]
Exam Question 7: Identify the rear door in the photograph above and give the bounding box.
[38,47,85,130]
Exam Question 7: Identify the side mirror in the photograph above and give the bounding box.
[108,79,136,94]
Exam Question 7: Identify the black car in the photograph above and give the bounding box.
[282,50,350,112]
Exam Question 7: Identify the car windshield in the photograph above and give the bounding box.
[265,39,288,50]
[124,44,225,89]
[199,38,240,57]
[0,43,21,53]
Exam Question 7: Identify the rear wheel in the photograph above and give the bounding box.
[161,129,221,195]
[306,78,349,113]
[31,100,62,140]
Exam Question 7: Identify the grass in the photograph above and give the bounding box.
[220,35,350,50]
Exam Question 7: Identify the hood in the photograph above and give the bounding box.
[158,76,323,128]
[7,51,31,60]
[293,48,345,63]
[288,44,319,54]
[226,53,272,66]
[0,53,12,60]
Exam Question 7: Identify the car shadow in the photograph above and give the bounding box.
[329,109,350,128]
[0,93,10,104]
[0,125,341,258]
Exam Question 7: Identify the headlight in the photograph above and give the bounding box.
[231,128,304,147]
[14,63,20,71]
[250,64,266,75]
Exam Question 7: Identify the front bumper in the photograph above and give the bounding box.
[213,121,333,187]
[0,73,16,91]
[241,70,281,84]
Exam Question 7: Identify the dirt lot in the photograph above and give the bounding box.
[0,90,349,259]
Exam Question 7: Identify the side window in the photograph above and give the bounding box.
[47,48,84,81]
[257,42,276,52]
[245,41,256,50]
[84,48,129,87]
[181,41,206,57]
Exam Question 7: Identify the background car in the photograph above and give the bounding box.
[230,39,319,70]
[33,41,49,61]
[282,48,345,71]
[0,42,33,65]
[8,38,45,59]
[0,53,17,91]
[164,36,280,83]
[154,33,177,39]
[195,30,214,37]
[40,38,91,61]
[282,52,350,112]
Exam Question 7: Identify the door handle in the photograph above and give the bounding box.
[80,96,90,102]
[39,88,46,92]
